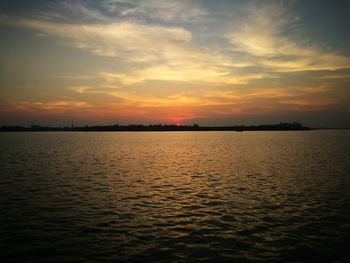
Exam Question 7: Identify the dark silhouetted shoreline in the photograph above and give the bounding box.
[0,122,311,132]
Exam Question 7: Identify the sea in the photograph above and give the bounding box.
[0,131,349,262]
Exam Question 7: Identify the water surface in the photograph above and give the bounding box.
[1,131,349,262]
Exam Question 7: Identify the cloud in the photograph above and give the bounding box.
[100,66,267,86]
[281,98,336,107]
[104,0,209,22]
[316,73,350,80]
[6,18,192,62]
[227,2,350,72]
[68,85,91,93]
[3,0,348,88]
[4,100,91,115]
[0,13,260,85]
[1,1,349,126]
[2,81,339,125]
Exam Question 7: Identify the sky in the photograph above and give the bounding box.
[0,0,350,127]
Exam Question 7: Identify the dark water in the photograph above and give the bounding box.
[0,131,350,262]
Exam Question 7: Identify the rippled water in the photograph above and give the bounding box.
[1,131,350,262]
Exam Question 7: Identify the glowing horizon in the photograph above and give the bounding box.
[1,0,350,127]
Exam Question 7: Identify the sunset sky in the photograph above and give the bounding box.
[1,0,350,127]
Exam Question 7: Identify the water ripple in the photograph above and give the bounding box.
[0,131,349,262]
